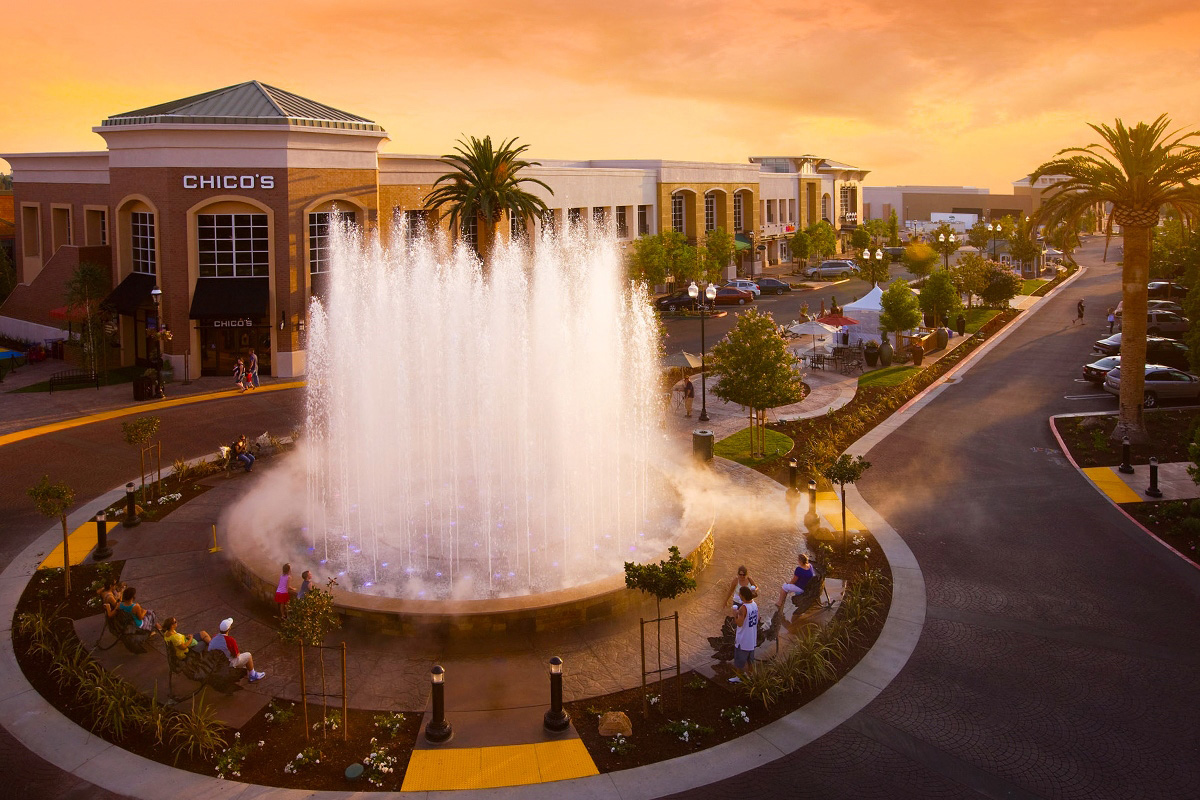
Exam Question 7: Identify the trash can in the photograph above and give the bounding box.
[692,429,714,462]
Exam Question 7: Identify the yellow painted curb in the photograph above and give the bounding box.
[817,491,864,532]
[0,381,305,449]
[400,739,597,791]
[39,518,105,569]
[1082,466,1143,504]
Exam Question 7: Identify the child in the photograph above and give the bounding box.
[297,570,313,600]
[276,563,294,619]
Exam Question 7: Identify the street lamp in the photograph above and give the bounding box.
[150,285,164,398]
[937,232,956,270]
[688,281,718,422]
[987,222,1002,260]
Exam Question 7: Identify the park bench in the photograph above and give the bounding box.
[790,565,833,614]
[94,608,153,654]
[48,369,100,394]
[166,644,246,702]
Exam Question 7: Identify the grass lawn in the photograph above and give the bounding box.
[962,308,1000,334]
[858,366,921,388]
[1021,279,1048,295]
[714,426,794,467]
[9,364,146,393]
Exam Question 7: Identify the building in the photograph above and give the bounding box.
[862,185,1033,229]
[2,82,867,378]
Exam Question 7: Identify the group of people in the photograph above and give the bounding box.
[723,553,817,682]
[233,348,260,393]
[98,578,267,682]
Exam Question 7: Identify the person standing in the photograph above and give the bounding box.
[1074,298,1085,325]
[1107,307,1116,334]
[247,347,260,389]
[297,570,313,601]
[276,563,294,619]
[729,586,759,683]
[682,377,695,418]
[234,357,246,393]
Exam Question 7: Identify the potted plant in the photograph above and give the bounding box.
[864,340,880,367]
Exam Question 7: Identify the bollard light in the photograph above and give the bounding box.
[788,458,800,492]
[1119,436,1135,475]
[122,482,141,528]
[94,511,112,561]
[544,656,570,732]
[1146,456,1163,498]
[424,665,452,743]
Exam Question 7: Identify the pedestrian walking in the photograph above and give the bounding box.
[234,358,247,392]
[1107,307,1115,334]
[248,347,260,389]
[1074,298,1085,325]
[682,378,695,418]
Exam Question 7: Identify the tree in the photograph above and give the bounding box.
[1006,216,1042,276]
[278,584,342,741]
[28,476,75,597]
[702,228,735,283]
[901,241,939,278]
[919,270,963,327]
[952,251,988,308]
[788,229,812,267]
[121,416,161,494]
[424,135,552,265]
[806,221,837,261]
[624,546,697,685]
[878,279,922,354]
[1032,116,1200,441]
[967,221,991,252]
[887,209,901,246]
[849,227,871,251]
[979,262,1023,307]
[929,223,962,270]
[862,218,888,245]
[820,454,871,558]
[65,261,110,375]
[628,234,668,285]
[0,246,16,306]
[1044,218,1081,262]
[707,310,803,457]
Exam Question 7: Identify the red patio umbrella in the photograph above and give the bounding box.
[815,313,860,327]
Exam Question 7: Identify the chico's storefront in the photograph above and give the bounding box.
[190,276,272,377]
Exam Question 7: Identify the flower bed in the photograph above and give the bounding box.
[1053,410,1198,468]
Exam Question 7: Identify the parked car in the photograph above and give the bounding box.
[1147,310,1190,336]
[654,291,700,313]
[754,277,792,295]
[713,287,754,305]
[1147,281,1188,299]
[1104,364,1200,408]
[1091,334,1191,367]
[805,260,859,280]
[1082,355,1122,384]
[724,279,761,297]
[883,246,906,262]
[1115,299,1183,317]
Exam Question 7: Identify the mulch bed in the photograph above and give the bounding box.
[1052,409,1199,468]
[17,560,127,619]
[103,479,212,523]
[1120,502,1200,566]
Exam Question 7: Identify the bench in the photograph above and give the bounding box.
[48,369,100,394]
[94,608,153,654]
[166,644,246,702]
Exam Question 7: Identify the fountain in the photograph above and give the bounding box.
[228,221,708,632]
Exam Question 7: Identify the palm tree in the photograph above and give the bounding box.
[1032,116,1200,440]
[424,135,553,264]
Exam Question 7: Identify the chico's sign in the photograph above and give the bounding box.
[183,174,275,190]
[207,318,257,328]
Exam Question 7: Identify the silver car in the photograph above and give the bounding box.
[1104,364,1200,408]
[805,260,859,280]
[1147,310,1190,337]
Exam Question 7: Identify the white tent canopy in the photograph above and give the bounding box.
[843,285,884,345]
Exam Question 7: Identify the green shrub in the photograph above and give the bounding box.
[778,625,840,692]
[170,692,227,763]
[1179,516,1200,537]
[738,661,785,709]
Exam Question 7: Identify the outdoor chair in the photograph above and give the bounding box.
[166,645,244,702]
[94,608,152,654]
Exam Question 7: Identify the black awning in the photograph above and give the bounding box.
[188,278,270,320]
[102,272,157,316]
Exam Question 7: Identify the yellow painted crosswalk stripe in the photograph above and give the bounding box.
[1082,466,1143,504]
[400,739,598,791]
[39,518,105,569]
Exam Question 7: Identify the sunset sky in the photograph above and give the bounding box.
[3,0,1199,193]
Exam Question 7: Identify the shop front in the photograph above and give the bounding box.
[188,277,272,378]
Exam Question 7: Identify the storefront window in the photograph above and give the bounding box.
[131,212,156,274]
[198,213,269,277]
[309,211,358,274]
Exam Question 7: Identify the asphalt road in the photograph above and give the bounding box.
[667,239,1200,798]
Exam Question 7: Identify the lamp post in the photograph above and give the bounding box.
[938,232,956,270]
[688,281,718,422]
[543,656,570,732]
[150,285,164,398]
[860,247,885,287]
[424,665,453,743]
[987,222,1002,260]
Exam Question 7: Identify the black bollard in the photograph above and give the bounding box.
[122,482,141,528]
[93,512,112,560]
[544,656,570,732]
[788,458,799,492]
[1146,457,1163,498]
[1119,436,1135,475]
[424,665,452,743]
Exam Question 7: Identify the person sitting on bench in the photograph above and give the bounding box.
[98,577,126,617]
[206,617,266,682]
[232,435,255,472]
[117,586,161,632]
[162,617,204,661]
[775,553,816,608]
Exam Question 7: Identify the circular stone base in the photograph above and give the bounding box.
[229,522,715,636]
